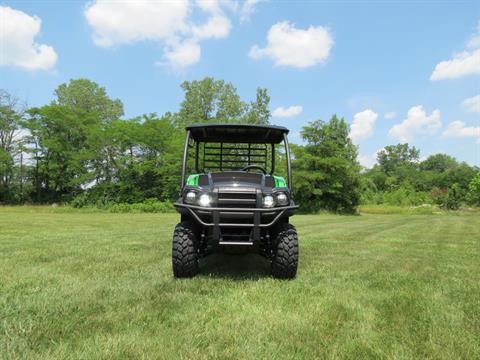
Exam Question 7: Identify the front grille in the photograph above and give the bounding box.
[217,190,257,208]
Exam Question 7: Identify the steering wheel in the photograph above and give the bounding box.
[241,165,267,174]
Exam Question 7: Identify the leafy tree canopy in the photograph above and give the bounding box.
[467,172,480,205]
[176,77,270,126]
[54,79,124,123]
[293,115,361,213]
[0,90,27,202]
[420,153,458,172]
[377,143,420,175]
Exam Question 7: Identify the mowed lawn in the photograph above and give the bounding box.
[0,208,479,359]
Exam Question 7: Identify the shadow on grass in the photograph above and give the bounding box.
[199,252,271,280]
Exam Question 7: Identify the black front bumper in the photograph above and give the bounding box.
[174,203,298,242]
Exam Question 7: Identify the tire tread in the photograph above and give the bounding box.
[172,221,199,278]
[271,223,299,279]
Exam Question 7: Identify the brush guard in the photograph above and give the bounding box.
[174,203,298,243]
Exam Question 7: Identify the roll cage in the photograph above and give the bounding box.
[180,124,293,191]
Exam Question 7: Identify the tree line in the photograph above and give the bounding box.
[1,77,479,212]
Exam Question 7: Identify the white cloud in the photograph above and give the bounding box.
[389,106,441,142]
[349,109,378,143]
[195,0,221,13]
[0,6,57,71]
[384,112,396,119]
[467,21,480,49]
[462,94,480,113]
[442,121,480,141]
[191,14,231,39]
[358,154,376,169]
[249,21,334,68]
[358,148,384,169]
[430,49,480,80]
[272,105,303,118]
[84,0,233,69]
[84,0,190,47]
[240,0,264,23]
[430,23,480,80]
[163,41,201,68]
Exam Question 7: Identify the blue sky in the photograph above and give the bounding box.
[1,0,479,167]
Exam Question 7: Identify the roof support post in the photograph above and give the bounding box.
[271,143,275,174]
[180,130,191,191]
[283,133,292,191]
[195,141,199,173]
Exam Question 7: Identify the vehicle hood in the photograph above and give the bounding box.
[210,171,263,186]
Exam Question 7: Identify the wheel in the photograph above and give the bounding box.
[271,223,298,279]
[172,221,199,278]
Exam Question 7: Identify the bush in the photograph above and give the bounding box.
[381,185,431,206]
[467,172,480,206]
[71,194,174,213]
[431,187,448,208]
[361,184,432,207]
[71,193,90,208]
[444,184,463,210]
[103,199,174,213]
[431,184,464,210]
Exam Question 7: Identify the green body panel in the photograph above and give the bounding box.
[274,175,287,188]
[186,174,200,186]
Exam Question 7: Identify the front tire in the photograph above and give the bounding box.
[172,221,199,278]
[271,223,298,279]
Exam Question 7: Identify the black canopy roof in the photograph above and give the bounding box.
[186,124,289,144]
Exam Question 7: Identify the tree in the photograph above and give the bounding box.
[445,183,463,210]
[443,162,477,190]
[243,88,271,124]
[71,113,184,205]
[175,77,270,126]
[25,105,101,202]
[377,143,420,176]
[176,78,243,126]
[420,154,457,172]
[467,172,480,206]
[54,79,124,123]
[22,79,125,202]
[369,143,421,192]
[292,115,361,213]
[0,90,26,202]
[106,114,183,202]
[363,146,477,207]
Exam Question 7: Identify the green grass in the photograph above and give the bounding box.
[358,204,480,215]
[1,207,479,359]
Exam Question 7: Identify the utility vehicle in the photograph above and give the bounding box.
[173,124,299,279]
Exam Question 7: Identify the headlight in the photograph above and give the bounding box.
[276,192,289,206]
[198,193,211,207]
[262,195,275,208]
[184,191,196,204]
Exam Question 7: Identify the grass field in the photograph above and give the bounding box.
[1,207,479,359]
